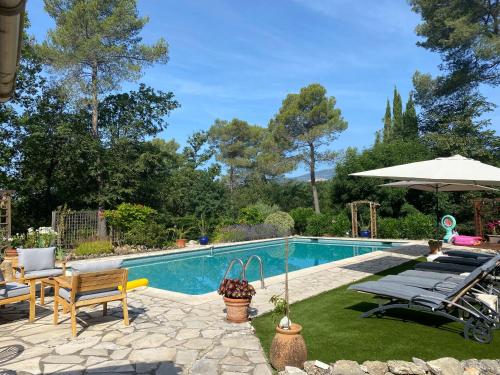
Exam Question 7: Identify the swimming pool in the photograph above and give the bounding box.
[124,238,405,295]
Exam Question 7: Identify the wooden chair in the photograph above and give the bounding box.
[12,248,67,306]
[53,268,129,337]
[0,270,35,322]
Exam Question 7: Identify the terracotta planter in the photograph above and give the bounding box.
[428,241,442,254]
[223,297,250,323]
[176,239,187,248]
[4,247,17,257]
[270,323,307,371]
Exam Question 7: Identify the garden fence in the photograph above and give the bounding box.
[51,209,117,249]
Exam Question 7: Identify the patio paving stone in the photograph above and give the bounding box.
[0,244,427,374]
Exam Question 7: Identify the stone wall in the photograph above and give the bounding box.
[279,358,500,375]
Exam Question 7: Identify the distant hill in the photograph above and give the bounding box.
[289,169,334,182]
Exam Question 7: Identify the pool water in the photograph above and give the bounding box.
[124,238,404,295]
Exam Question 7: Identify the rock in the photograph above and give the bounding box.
[363,361,389,375]
[280,367,307,375]
[412,357,428,371]
[253,363,273,375]
[387,360,426,375]
[304,360,333,375]
[479,359,500,375]
[463,368,480,375]
[427,357,462,375]
[332,360,365,375]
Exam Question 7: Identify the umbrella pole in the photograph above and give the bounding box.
[435,186,439,240]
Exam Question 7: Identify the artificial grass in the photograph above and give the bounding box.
[252,259,500,363]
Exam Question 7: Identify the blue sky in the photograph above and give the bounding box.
[27,0,499,176]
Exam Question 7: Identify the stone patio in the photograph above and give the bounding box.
[0,244,428,375]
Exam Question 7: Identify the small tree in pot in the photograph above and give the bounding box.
[269,237,307,370]
[218,278,256,323]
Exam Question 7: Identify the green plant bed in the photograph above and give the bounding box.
[252,259,500,363]
[75,240,114,257]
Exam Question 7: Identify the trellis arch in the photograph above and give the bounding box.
[348,200,379,239]
[0,190,14,238]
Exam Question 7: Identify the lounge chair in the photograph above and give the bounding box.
[349,263,497,343]
[414,261,476,274]
[444,250,494,259]
[14,247,67,305]
[53,259,129,337]
[381,256,500,294]
[431,256,488,267]
[0,269,35,322]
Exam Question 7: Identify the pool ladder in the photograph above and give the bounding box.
[221,255,266,289]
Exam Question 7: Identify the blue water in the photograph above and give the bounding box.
[124,238,404,295]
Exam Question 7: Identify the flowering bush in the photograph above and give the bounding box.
[218,278,256,300]
[21,227,58,248]
[264,211,295,234]
[213,224,285,243]
[487,220,500,235]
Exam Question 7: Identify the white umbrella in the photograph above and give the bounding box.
[350,155,500,186]
[379,181,499,192]
[379,180,498,238]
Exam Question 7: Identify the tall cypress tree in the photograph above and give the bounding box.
[383,99,392,141]
[402,93,418,139]
[392,87,403,137]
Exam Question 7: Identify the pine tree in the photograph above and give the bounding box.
[383,99,392,141]
[402,93,418,139]
[392,87,403,137]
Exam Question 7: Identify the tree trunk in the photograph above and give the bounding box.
[229,166,234,193]
[91,62,99,138]
[309,142,320,214]
[91,61,103,206]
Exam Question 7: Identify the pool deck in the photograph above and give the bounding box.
[1,241,432,374]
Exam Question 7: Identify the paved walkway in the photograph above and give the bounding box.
[0,245,428,375]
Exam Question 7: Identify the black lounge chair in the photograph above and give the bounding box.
[414,261,476,274]
[349,262,498,343]
[380,256,500,296]
[444,250,494,259]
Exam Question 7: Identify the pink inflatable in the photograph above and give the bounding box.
[451,235,482,246]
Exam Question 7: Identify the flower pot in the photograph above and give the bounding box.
[488,234,500,244]
[4,247,17,258]
[176,239,187,248]
[428,240,442,254]
[223,297,250,323]
[199,236,209,245]
[270,323,307,371]
[359,229,371,238]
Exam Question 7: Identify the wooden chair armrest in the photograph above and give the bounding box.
[55,277,72,289]
[0,280,6,286]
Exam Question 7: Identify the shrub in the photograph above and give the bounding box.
[289,207,315,234]
[75,240,113,257]
[105,203,157,232]
[378,217,402,239]
[264,211,294,234]
[214,224,285,243]
[305,214,333,236]
[124,221,168,248]
[378,213,435,239]
[402,212,434,239]
[330,212,351,237]
[239,203,280,225]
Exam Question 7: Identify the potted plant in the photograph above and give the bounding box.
[217,278,256,323]
[269,238,307,371]
[486,220,500,244]
[358,215,370,238]
[168,226,192,248]
[198,217,209,245]
[428,239,443,254]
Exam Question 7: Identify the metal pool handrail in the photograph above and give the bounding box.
[221,258,246,283]
[244,255,265,289]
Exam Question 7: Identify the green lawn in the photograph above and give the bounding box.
[252,259,500,363]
